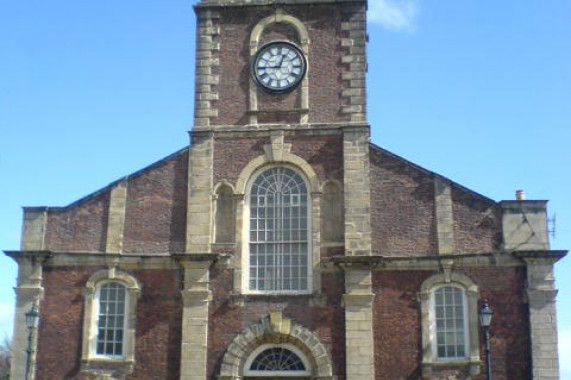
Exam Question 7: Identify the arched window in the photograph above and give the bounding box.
[247,166,311,293]
[431,285,468,360]
[244,344,311,377]
[95,282,127,357]
[81,269,140,370]
[419,272,481,375]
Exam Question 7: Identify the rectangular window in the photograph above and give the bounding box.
[434,286,466,359]
[96,282,126,357]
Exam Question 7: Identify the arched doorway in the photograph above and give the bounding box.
[218,312,333,380]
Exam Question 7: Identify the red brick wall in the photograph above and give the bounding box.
[289,135,343,182]
[373,268,530,380]
[207,267,346,378]
[466,267,531,380]
[373,271,426,379]
[123,150,188,254]
[213,137,265,185]
[213,134,343,186]
[214,4,346,126]
[36,266,92,379]
[43,149,188,254]
[36,267,182,380]
[370,147,438,256]
[129,270,183,380]
[45,192,109,252]
[452,186,502,253]
[370,146,502,257]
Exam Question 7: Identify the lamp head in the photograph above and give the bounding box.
[25,305,40,329]
[479,300,493,328]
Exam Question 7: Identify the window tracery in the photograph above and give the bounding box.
[247,166,310,292]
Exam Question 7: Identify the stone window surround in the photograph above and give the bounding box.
[244,165,312,294]
[419,272,481,376]
[81,268,141,372]
[429,284,469,360]
[248,10,310,125]
[219,312,333,379]
[232,145,322,297]
[243,343,312,377]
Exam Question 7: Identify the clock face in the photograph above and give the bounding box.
[252,41,307,94]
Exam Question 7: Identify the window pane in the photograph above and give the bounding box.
[249,167,309,292]
[250,347,305,371]
[96,282,126,357]
[434,286,466,359]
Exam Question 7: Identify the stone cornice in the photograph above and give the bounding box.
[195,0,365,10]
[4,250,51,263]
[324,251,568,270]
[171,252,227,262]
[513,250,567,264]
[191,122,369,135]
[4,250,231,269]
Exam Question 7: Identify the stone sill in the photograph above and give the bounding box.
[81,358,135,374]
[230,292,326,306]
[421,360,481,377]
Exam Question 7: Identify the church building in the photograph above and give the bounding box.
[6,0,566,378]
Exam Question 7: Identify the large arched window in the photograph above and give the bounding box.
[246,166,311,293]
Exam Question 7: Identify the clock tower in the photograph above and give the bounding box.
[184,0,374,378]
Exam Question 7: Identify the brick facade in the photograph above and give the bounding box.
[36,267,183,380]
[6,0,565,379]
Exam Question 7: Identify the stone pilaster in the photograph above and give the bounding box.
[12,209,48,380]
[105,180,127,253]
[9,254,47,380]
[343,267,375,379]
[21,207,47,251]
[193,9,220,128]
[343,125,371,256]
[340,3,367,123]
[179,260,211,380]
[186,131,214,254]
[517,253,562,379]
[434,177,455,254]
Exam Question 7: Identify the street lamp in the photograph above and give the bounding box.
[479,300,493,380]
[25,305,40,380]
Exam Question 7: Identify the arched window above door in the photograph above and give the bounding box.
[244,344,311,377]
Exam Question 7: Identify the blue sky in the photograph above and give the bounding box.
[1,0,570,375]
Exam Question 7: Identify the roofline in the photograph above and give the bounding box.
[369,142,498,205]
[23,146,189,212]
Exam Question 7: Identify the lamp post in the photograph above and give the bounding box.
[25,305,40,380]
[479,300,493,380]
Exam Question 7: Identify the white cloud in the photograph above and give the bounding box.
[368,0,419,32]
